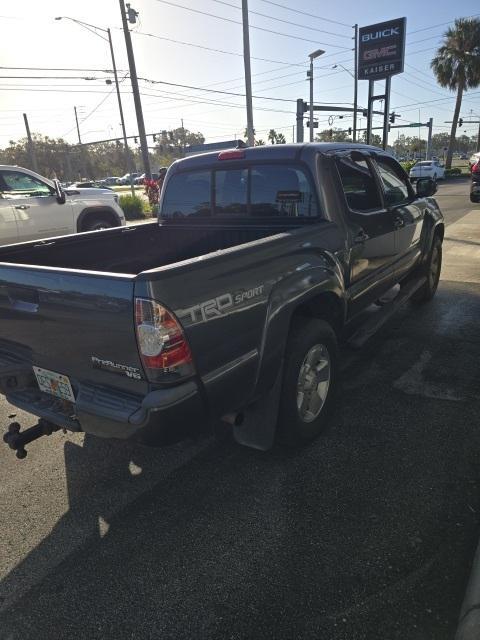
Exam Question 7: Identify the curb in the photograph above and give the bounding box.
[455,537,480,639]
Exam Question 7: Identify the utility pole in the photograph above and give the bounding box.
[23,113,38,173]
[241,0,255,147]
[296,99,305,143]
[426,117,433,160]
[366,81,374,144]
[119,1,151,178]
[74,106,87,179]
[353,24,358,142]
[74,106,82,144]
[382,76,391,151]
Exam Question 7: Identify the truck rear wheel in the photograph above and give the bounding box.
[278,318,338,446]
[412,235,442,304]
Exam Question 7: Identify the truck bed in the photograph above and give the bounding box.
[0,220,305,274]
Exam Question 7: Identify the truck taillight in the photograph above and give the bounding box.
[135,298,194,382]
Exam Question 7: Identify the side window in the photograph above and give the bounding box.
[214,169,247,215]
[336,156,382,212]
[375,158,410,207]
[161,171,211,218]
[0,171,52,198]
[250,165,318,217]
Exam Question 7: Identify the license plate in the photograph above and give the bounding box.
[33,366,75,402]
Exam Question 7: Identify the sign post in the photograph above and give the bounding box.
[357,17,406,148]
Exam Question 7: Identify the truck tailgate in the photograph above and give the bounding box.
[0,263,148,396]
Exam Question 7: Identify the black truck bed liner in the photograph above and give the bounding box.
[0,221,304,275]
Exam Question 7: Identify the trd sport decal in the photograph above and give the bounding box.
[179,285,265,324]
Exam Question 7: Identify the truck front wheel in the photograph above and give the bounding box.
[84,217,114,231]
[278,318,338,446]
[412,235,442,304]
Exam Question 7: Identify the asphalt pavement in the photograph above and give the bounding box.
[1,178,480,640]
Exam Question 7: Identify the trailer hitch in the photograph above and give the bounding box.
[3,418,61,459]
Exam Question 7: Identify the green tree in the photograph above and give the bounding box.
[268,129,277,144]
[315,128,351,142]
[431,18,480,168]
[267,129,286,144]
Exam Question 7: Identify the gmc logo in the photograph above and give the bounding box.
[361,27,400,42]
[363,45,397,60]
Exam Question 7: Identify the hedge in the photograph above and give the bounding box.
[118,194,146,220]
[445,167,462,177]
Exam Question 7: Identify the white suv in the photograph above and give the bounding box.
[409,160,445,182]
[0,165,125,246]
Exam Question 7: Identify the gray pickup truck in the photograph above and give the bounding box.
[0,143,444,458]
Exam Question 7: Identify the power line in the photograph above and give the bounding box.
[130,29,306,66]
[0,66,119,73]
[408,14,480,35]
[256,0,352,28]
[208,0,351,39]
[154,0,351,48]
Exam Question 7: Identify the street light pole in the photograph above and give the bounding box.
[308,49,325,143]
[55,16,135,195]
[107,27,135,196]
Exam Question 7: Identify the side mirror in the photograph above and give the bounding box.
[53,178,66,204]
[416,177,437,198]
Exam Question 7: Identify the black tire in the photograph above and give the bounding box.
[84,218,114,231]
[412,235,442,304]
[277,318,338,446]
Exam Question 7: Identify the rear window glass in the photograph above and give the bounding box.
[162,171,211,218]
[414,162,432,167]
[161,164,319,219]
[214,169,247,215]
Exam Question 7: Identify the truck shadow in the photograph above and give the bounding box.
[1,283,480,640]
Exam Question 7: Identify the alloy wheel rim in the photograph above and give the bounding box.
[296,343,331,423]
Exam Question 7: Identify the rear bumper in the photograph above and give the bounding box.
[0,354,207,446]
[75,380,206,445]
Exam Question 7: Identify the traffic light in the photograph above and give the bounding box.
[459,118,463,127]
[389,112,396,124]
[153,134,157,142]
[348,127,352,136]
[329,128,333,139]
[134,137,138,144]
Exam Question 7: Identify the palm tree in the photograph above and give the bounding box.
[431,18,480,168]
[268,129,277,145]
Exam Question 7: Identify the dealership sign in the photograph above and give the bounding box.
[358,18,406,80]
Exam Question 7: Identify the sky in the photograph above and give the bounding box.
[1,0,479,151]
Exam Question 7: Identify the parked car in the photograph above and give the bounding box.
[135,173,160,185]
[409,160,445,182]
[0,165,125,246]
[470,160,480,203]
[68,181,114,191]
[118,172,141,185]
[0,144,443,460]
[103,176,121,186]
[469,152,480,170]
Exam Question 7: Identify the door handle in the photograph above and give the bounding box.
[393,216,405,229]
[353,229,369,244]
[14,204,30,210]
